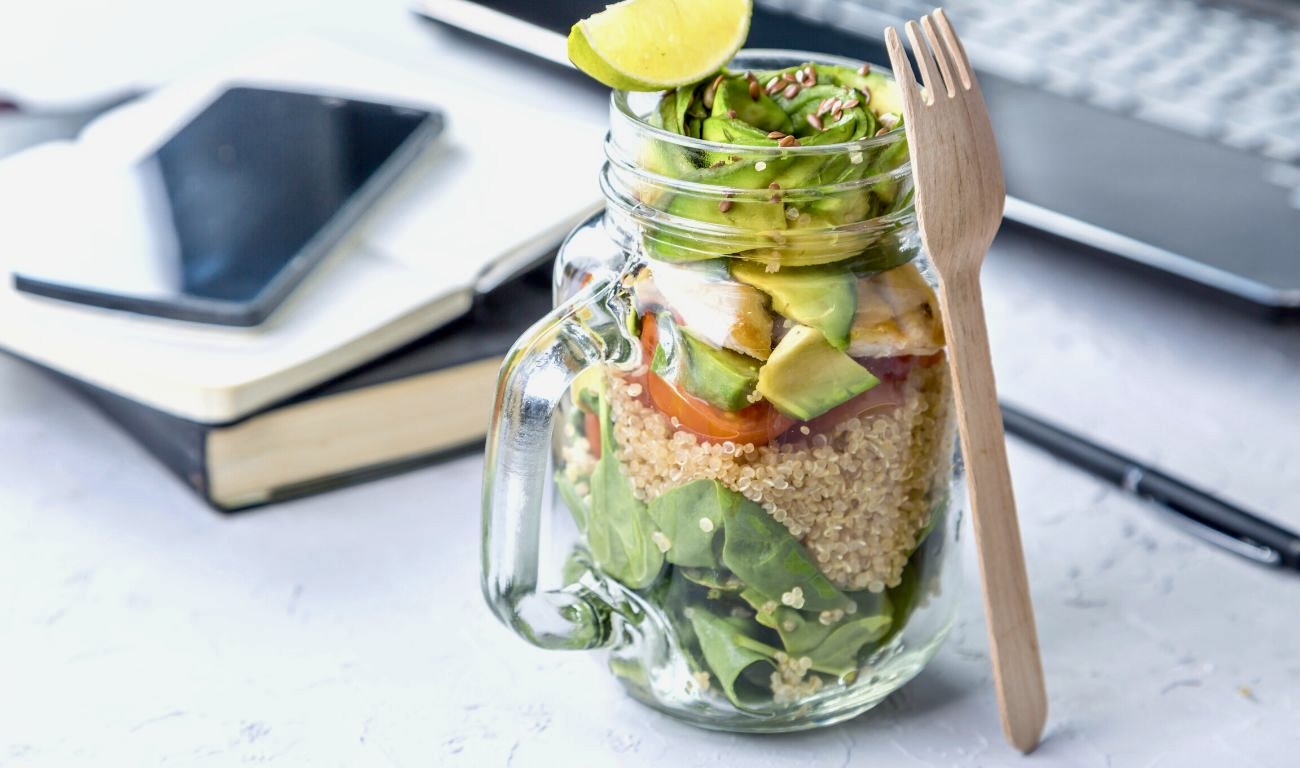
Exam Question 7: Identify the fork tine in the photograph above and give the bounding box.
[920,14,958,98]
[932,8,974,91]
[903,20,942,104]
[883,26,924,112]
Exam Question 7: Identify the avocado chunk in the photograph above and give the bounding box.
[651,314,761,411]
[756,325,879,420]
[730,261,857,350]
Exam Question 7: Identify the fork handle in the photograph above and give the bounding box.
[940,270,1048,753]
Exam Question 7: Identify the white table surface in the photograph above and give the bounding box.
[2,6,1299,768]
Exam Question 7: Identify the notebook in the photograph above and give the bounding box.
[39,262,554,511]
[0,37,603,423]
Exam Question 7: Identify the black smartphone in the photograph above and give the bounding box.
[12,87,444,325]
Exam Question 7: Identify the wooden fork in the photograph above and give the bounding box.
[884,9,1048,753]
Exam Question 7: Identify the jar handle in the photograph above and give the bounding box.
[481,274,633,650]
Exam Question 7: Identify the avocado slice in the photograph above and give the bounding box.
[729,261,857,350]
[647,156,790,262]
[711,78,792,134]
[652,315,761,411]
[756,325,879,420]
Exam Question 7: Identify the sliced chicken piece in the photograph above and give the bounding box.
[639,261,774,361]
[847,263,944,358]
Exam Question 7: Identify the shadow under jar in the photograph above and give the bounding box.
[483,51,965,733]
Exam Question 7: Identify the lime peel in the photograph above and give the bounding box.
[568,0,753,91]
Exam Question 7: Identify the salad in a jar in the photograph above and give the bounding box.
[554,43,957,713]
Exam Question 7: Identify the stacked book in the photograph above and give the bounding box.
[0,38,603,511]
[43,263,555,511]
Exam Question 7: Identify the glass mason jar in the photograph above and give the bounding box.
[483,51,964,732]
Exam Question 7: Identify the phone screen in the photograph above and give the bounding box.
[13,87,442,325]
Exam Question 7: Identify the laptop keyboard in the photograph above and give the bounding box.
[757,0,1300,164]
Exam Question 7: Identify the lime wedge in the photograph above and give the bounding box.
[568,0,752,91]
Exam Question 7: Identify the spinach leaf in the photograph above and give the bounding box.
[721,496,853,613]
[807,614,892,678]
[747,587,893,678]
[555,472,589,533]
[688,606,780,709]
[586,390,664,589]
[679,567,744,591]
[646,479,729,568]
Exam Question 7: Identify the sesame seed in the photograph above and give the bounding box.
[843,98,860,109]
[769,182,781,190]
[767,130,786,139]
[782,83,801,100]
[699,517,715,533]
[727,109,737,118]
[782,72,797,83]
[832,109,843,122]
[875,127,890,137]
[807,113,823,131]
[858,63,871,76]
[777,135,800,147]
[765,77,782,95]
[718,198,733,213]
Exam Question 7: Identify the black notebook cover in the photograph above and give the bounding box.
[44,262,554,511]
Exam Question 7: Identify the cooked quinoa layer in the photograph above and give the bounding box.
[584,361,954,591]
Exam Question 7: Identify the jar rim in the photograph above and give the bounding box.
[609,48,908,158]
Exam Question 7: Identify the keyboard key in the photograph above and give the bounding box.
[1261,135,1300,164]
[1134,97,1222,138]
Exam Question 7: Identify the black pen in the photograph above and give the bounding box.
[1000,403,1300,571]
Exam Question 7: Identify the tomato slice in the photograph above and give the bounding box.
[645,369,794,446]
[584,411,602,458]
[637,313,793,446]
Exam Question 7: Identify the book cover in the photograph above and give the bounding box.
[46,263,555,512]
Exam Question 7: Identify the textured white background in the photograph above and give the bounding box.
[2,4,1299,767]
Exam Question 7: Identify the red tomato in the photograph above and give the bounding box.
[584,411,602,458]
[637,313,793,446]
[645,370,795,446]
